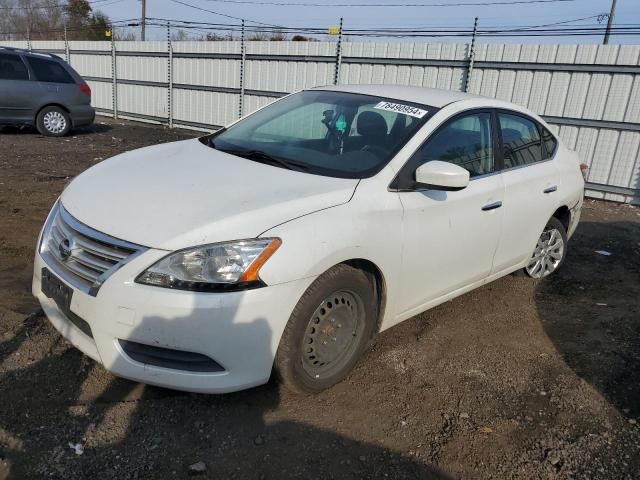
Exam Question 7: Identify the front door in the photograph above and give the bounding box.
[395,110,505,316]
[0,53,33,123]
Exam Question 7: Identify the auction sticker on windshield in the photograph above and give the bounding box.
[374,101,428,118]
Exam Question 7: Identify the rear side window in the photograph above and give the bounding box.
[498,113,544,168]
[420,111,494,177]
[26,57,74,84]
[541,126,558,158]
[0,54,29,80]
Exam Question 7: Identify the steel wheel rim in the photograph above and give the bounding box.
[302,290,364,378]
[43,111,66,134]
[526,227,564,279]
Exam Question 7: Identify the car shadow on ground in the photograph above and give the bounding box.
[0,123,112,137]
[535,220,640,419]
[0,308,453,479]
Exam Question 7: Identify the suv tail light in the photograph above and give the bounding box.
[79,82,91,97]
[579,163,589,181]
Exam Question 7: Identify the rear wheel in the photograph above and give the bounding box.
[523,217,567,279]
[36,106,71,137]
[274,264,378,394]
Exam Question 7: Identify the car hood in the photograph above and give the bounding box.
[61,139,358,250]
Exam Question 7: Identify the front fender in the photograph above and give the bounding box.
[258,177,404,330]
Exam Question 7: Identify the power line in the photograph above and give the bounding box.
[141,14,640,31]
[139,19,640,38]
[167,0,284,27]
[195,0,578,7]
[144,13,614,30]
[4,21,639,38]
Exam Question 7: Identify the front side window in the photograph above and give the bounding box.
[205,90,436,179]
[498,113,544,168]
[0,54,29,80]
[26,57,74,84]
[420,111,494,177]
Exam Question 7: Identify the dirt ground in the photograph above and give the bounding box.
[0,118,639,480]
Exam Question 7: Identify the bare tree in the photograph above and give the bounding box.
[0,0,112,41]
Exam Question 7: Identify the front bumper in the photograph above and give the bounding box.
[32,249,314,394]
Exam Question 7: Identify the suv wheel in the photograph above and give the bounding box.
[274,264,378,394]
[37,106,71,137]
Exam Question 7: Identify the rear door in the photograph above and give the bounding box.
[394,110,505,315]
[23,55,80,108]
[0,53,33,123]
[491,110,560,273]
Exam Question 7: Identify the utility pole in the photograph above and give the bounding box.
[603,0,617,45]
[141,0,146,41]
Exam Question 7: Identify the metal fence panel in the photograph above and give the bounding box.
[1,39,639,203]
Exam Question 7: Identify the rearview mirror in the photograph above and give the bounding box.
[414,161,470,191]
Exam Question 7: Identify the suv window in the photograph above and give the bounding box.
[498,113,544,168]
[26,56,74,84]
[0,53,29,80]
[420,111,494,177]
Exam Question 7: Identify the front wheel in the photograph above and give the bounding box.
[36,106,71,137]
[274,264,378,394]
[523,217,567,279]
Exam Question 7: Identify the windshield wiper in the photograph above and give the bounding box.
[221,149,308,172]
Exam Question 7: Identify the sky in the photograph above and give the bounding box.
[94,0,640,43]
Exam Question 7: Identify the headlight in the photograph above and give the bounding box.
[135,238,281,291]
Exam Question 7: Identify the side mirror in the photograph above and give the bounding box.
[414,160,470,191]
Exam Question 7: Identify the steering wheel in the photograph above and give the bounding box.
[360,144,390,158]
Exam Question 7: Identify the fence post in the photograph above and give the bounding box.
[464,17,478,93]
[238,19,246,119]
[333,17,343,86]
[64,24,70,62]
[167,22,173,128]
[111,31,118,119]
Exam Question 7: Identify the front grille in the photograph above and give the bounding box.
[40,203,146,296]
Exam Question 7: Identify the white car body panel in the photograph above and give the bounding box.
[61,139,358,250]
[33,85,585,393]
[396,174,505,314]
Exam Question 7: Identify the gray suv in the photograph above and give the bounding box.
[0,47,95,136]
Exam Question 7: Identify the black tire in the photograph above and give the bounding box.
[36,106,72,137]
[274,264,378,394]
[522,216,568,279]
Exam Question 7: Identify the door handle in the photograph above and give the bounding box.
[543,185,558,194]
[482,201,502,211]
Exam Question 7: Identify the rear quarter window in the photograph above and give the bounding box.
[541,126,558,158]
[26,57,75,84]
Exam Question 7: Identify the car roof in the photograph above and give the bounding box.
[310,84,485,108]
[0,46,63,62]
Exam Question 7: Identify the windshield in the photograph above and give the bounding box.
[203,90,437,179]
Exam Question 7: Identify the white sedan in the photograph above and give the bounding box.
[33,85,584,394]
